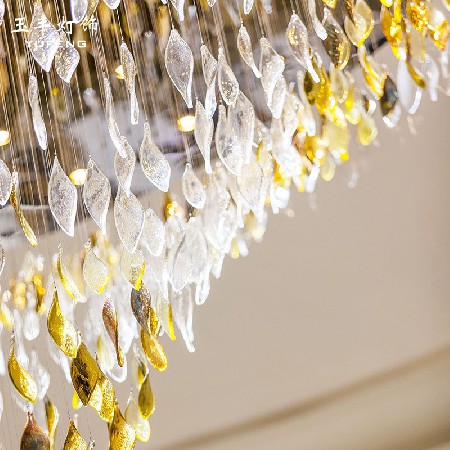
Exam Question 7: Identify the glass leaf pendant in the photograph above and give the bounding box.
[308,0,327,39]
[63,421,88,450]
[165,29,194,108]
[104,0,121,8]
[120,249,146,290]
[49,155,78,237]
[194,101,214,174]
[141,208,165,257]
[237,25,261,78]
[102,296,124,367]
[114,140,136,193]
[109,403,136,449]
[139,122,171,192]
[322,8,351,70]
[182,163,206,209]
[20,412,50,449]
[0,158,12,206]
[28,75,48,151]
[57,245,85,303]
[71,0,88,24]
[140,329,168,372]
[82,242,111,294]
[120,42,139,125]
[0,243,4,277]
[47,290,81,358]
[218,46,240,105]
[200,44,218,87]
[130,284,153,336]
[104,77,127,158]
[125,395,151,443]
[170,0,186,21]
[138,373,155,419]
[45,396,59,449]
[55,31,80,83]
[83,159,111,233]
[259,37,285,108]
[244,0,254,14]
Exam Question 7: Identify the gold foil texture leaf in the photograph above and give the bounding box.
[138,372,155,419]
[102,295,125,367]
[125,395,151,442]
[63,421,88,450]
[45,396,59,449]
[20,411,50,450]
[109,403,136,449]
[140,329,168,372]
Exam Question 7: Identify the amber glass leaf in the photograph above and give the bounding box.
[63,421,88,450]
[20,411,50,450]
[45,396,59,448]
[109,403,136,449]
[88,370,115,422]
[140,328,168,372]
[138,372,155,419]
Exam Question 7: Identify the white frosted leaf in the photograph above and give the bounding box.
[194,101,213,174]
[83,159,111,233]
[0,159,12,206]
[170,0,185,21]
[244,0,254,14]
[205,82,217,118]
[267,75,286,119]
[218,46,239,105]
[120,42,139,125]
[308,0,327,40]
[103,0,121,8]
[171,288,195,352]
[165,29,193,108]
[48,156,77,236]
[200,44,218,87]
[141,208,165,257]
[259,37,285,107]
[114,187,145,253]
[28,75,47,151]
[207,0,217,5]
[27,2,60,72]
[55,32,80,83]
[286,13,319,82]
[140,122,171,192]
[182,163,205,210]
[71,0,88,23]
[114,140,136,192]
[104,77,127,158]
[0,0,5,26]
[237,154,264,213]
[171,237,192,292]
[237,25,261,78]
[397,59,422,114]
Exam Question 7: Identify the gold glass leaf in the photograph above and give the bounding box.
[155,297,176,341]
[357,109,378,145]
[427,7,448,51]
[344,0,374,47]
[63,421,88,450]
[109,403,136,450]
[0,158,12,206]
[140,328,168,372]
[47,290,81,358]
[130,284,152,336]
[322,8,351,70]
[82,244,111,294]
[407,0,429,34]
[0,301,13,330]
[10,172,38,247]
[102,296,124,367]
[57,246,85,303]
[138,372,155,419]
[120,249,146,290]
[70,343,101,406]
[125,394,151,443]
[20,411,50,450]
[72,391,82,410]
[88,370,115,422]
[380,5,404,59]
[45,396,59,448]
[8,339,37,404]
[321,0,336,8]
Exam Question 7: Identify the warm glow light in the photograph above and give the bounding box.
[69,168,87,186]
[115,65,125,80]
[177,115,195,132]
[0,130,11,146]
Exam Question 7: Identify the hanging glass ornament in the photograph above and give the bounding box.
[194,100,214,174]
[120,42,139,125]
[28,75,47,151]
[237,24,261,78]
[218,45,240,105]
[55,31,80,83]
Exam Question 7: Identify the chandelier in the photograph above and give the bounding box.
[0,0,447,446]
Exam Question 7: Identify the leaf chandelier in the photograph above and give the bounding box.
[0,0,447,446]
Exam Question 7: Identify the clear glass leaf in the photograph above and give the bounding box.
[218,46,240,105]
[82,244,111,294]
[48,155,78,237]
[120,249,146,290]
[28,75,47,151]
[205,82,217,118]
[102,295,124,367]
[182,163,206,209]
[10,172,38,247]
[120,42,139,125]
[200,44,218,86]
[230,92,255,164]
[20,412,50,449]
[55,31,80,83]
[194,100,214,174]
[267,75,286,119]
[170,0,185,21]
[109,403,136,449]
[141,208,165,257]
[237,25,261,77]
[63,421,88,449]
[45,396,59,449]
[422,53,439,101]
[47,290,81,358]
[103,0,121,9]
[286,13,319,82]
[104,77,127,158]
[140,122,171,192]
[0,159,12,206]
[114,140,135,192]
[114,187,145,253]
[83,159,110,233]
[397,59,423,114]
[57,245,85,303]
[171,287,195,352]
[71,0,88,23]
[165,29,193,108]
[308,0,327,39]
[125,395,151,443]
[138,372,155,419]
[27,1,60,72]
[259,37,285,107]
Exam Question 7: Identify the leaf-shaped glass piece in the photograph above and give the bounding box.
[114,140,135,192]
[357,109,378,145]
[230,92,255,164]
[109,403,136,450]
[114,187,145,253]
[140,329,168,372]
[182,163,206,209]
[8,338,37,403]
[103,0,121,9]
[171,288,195,352]
[88,370,115,422]
[140,122,171,192]
[259,37,285,107]
[102,296,124,367]
[165,29,193,108]
[49,156,77,236]
[286,13,319,82]
[57,245,85,302]
[397,59,423,114]
[83,0,100,24]
[138,372,155,419]
[27,1,60,72]
[10,172,38,247]
[205,82,217,118]
[237,25,261,77]
[83,159,111,233]
[55,31,80,83]
[71,0,88,23]
[380,75,401,127]
[0,243,4,276]
[308,0,327,39]
[120,42,139,125]
[28,74,47,151]
[170,0,185,21]
[322,8,351,70]
[20,412,50,450]
[155,295,176,341]
[131,284,152,336]
[120,249,146,289]
[244,0,254,14]
[104,77,127,158]
[218,46,240,105]
[125,395,151,443]
[0,159,12,206]
[82,244,111,294]
[344,0,374,47]
[322,0,337,7]
[267,75,286,119]
[71,343,101,405]
[47,290,81,358]
[45,396,59,449]
[194,101,214,174]
[200,45,218,87]
[63,421,88,450]
[141,208,165,257]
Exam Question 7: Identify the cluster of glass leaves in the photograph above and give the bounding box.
[0,0,448,447]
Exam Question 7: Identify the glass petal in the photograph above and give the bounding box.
[125,395,151,443]
[397,59,423,114]
[182,163,206,209]
[109,403,136,449]
[322,8,351,70]
[20,412,50,449]
[237,25,261,77]
[71,0,88,23]
[63,421,88,449]
[103,0,121,9]
[309,0,327,39]
[140,329,168,372]
[0,158,12,206]
[130,284,153,336]
[141,208,165,257]
[170,0,185,21]
[55,31,80,83]
[194,100,214,174]
[28,75,47,151]
[218,46,239,105]
[120,42,139,125]
[138,372,155,419]
[171,288,195,352]
[45,396,59,448]
[57,245,85,302]
[114,140,136,192]
[259,37,285,107]
[200,44,217,86]
[120,249,146,290]
[82,244,111,294]
[8,339,37,403]
[102,295,124,367]
[104,77,127,158]
[205,82,217,118]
